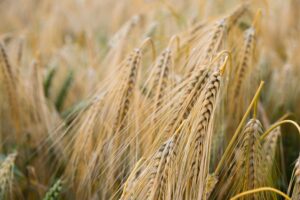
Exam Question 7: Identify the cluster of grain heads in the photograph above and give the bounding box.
[0,153,17,199]
[213,116,279,200]
[182,18,228,78]
[120,55,228,200]
[235,149,300,200]
[1,0,300,199]
[181,3,248,78]
[62,38,156,199]
[153,63,210,145]
[147,52,227,151]
[0,39,61,197]
[57,4,300,199]
[213,107,300,200]
[211,83,263,199]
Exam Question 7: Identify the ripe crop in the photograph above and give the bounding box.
[0,0,300,199]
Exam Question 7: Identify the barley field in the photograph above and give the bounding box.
[0,0,300,199]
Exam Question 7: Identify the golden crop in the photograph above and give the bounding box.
[0,0,299,199]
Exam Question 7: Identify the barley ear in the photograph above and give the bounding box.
[43,179,63,200]
[0,153,17,198]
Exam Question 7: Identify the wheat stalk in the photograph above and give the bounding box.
[262,127,281,173]
[232,27,256,99]
[145,137,175,200]
[0,43,20,133]
[0,153,17,198]
[113,48,142,133]
[288,154,300,200]
[186,67,223,199]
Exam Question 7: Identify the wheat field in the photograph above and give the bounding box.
[0,0,300,199]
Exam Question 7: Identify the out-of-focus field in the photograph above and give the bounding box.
[0,0,300,199]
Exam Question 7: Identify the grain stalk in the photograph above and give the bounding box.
[0,43,20,133]
[289,155,300,200]
[187,60,226,199]
[0,153,17,198]
[230,187,291,200]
